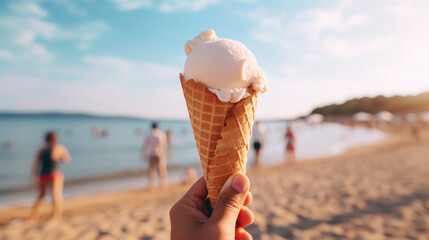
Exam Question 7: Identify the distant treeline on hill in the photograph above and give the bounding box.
[0,112,189,122]
[0,112,139,120]
[311,91,429,116]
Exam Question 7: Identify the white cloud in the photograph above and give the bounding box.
[110,0,257,13]
[81,55,181,83]
[1,80,188,119]
[250,30,275,43]
[158,0,220,13]
[0,42,54,63]
[244,0,429,118]
[0,16,109,51]
[0,50,16,62]
[52,0,88,17]
[0,75,46,96]
[260,14,285,28]
[237,0,259,3]
[247,2,371,58]
[412,47,429,67]
[15,31,36,45]
[110,0,223,12]
[320,35,397,59]
[0,10,110,63]
[258,64,429,119]
[386,0,415,17]
[249,13,285,43]
[84,55,135,72]
[0,18,58,40]
[344,13,369,27]
[0,55,185,118]
[281,66,298,75]
[292,9,369,41]
[72,21,110,46]
[28,43,54,61]
[303,54,321,62]
[110,0,153,11]
[236,6,269,20]
[1,0,428,119]
[9,2,48,18]
[247,0,418,62]
[26,19,59,39]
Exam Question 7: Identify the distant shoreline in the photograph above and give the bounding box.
[0,111,294,122]
[0,111,190,122]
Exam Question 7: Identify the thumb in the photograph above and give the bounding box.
[210,173,249,226]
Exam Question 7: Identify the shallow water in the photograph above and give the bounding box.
[0,115,385,206]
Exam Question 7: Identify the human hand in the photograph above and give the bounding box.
[170,173,254,240]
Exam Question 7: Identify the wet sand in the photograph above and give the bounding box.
[0,131,428,240]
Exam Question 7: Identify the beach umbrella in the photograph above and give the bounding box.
[352,112,373,122]
[405,113,418,123]
[306,114,324,124]
[375,111,394,122]
[421,112,429,122]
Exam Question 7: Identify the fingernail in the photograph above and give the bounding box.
[231,174,248,193]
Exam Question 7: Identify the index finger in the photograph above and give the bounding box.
[183,176,208,201]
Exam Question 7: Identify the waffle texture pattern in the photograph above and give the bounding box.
[180,74,257,207]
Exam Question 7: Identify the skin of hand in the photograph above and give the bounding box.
[170,173,254,240]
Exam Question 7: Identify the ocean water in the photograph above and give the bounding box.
[0,115,386,206]
[0,116,198,191]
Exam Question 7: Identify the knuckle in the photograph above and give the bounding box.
[169,202,179,219]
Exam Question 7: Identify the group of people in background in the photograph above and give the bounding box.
[28,123,170,220]
[28,120,295,220]
[252,121,296,168]
[141,121,298,188]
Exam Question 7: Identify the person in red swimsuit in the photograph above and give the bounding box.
[30,131,71,220]
[285,125,296,164]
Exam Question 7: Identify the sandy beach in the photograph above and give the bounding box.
[0,130,428,240]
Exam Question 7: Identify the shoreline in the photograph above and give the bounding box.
[0,125,388,209]
[0,165,201,210]
[0,163,201,195]
[0,130,403,222]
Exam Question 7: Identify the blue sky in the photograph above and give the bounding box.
[0,0,428,119]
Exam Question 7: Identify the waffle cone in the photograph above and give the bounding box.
[180,74,257,207]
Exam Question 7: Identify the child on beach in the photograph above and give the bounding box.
[252,121,267,168]
[285,125,296,163]
[30,131,71,220]
[182,167,198,184]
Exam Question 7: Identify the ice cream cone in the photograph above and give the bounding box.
[180,74,257,207]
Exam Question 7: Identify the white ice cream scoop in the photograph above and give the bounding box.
[184,29,267,103]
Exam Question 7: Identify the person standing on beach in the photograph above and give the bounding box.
[252,121,266,168]
[143,122,168,187]
[285,125,296,164]
[166,128,174,148]
[30,131,71,220]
